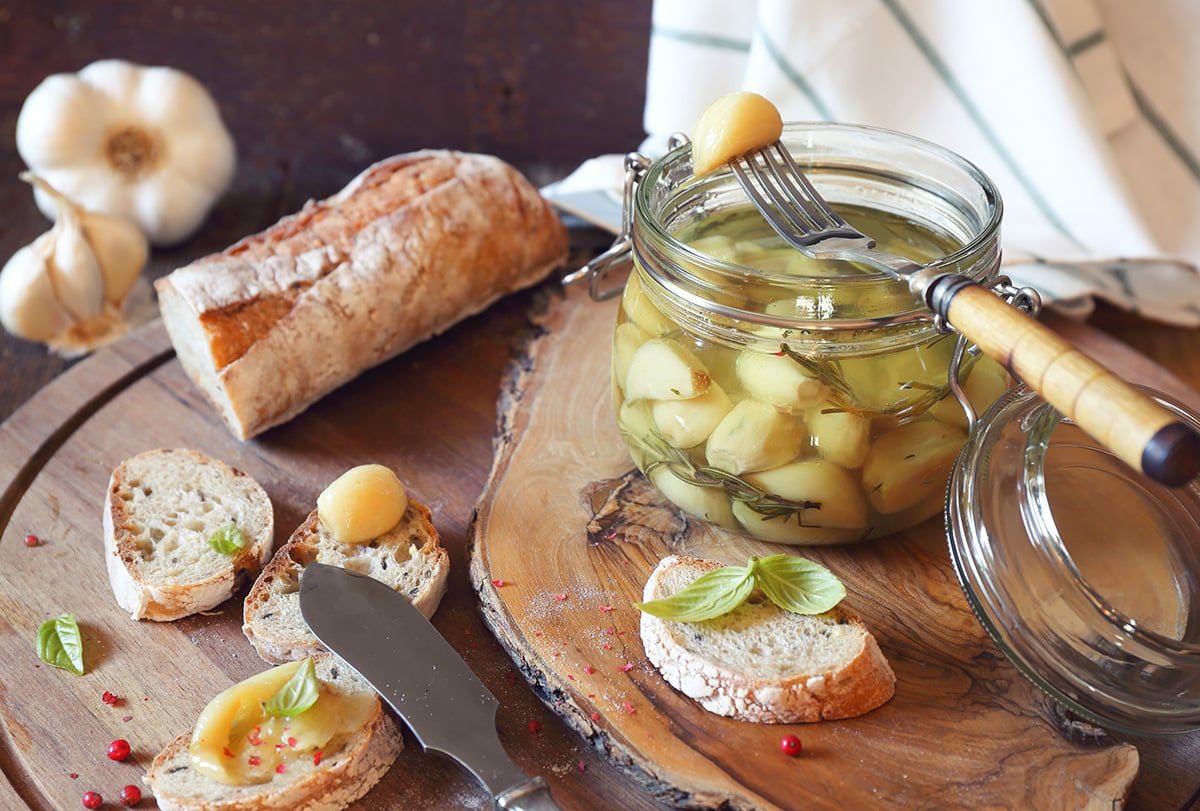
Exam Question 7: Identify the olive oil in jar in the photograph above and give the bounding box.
[614,199,1011,544]
[679,202,961,280]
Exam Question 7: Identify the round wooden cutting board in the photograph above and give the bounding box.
[469,283,1200,810]
[0,295,662,811]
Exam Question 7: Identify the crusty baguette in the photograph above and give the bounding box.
[145,654,402,811]
[640,555,895,723]
[243,497,448,664]
[103,448,274,621]
[155,149,569,440]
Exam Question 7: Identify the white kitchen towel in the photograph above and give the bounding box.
[547,0,1200,326]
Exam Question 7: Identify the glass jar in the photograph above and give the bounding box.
[611,123,1010,544]
[949,385,1200,733]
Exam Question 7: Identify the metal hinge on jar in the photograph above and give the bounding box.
[561,135,690,301]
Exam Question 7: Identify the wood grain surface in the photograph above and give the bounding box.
[0,294,666,811]
[470,283,1200,811]
[0,0,651,431]
[2,4,1199,810]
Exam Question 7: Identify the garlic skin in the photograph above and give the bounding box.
[0,241,74,343]
[0,174,149,354]
[16,59,235,246]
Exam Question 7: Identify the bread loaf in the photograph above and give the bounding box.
[155,150,568,440]
[103,448,274,621]
[243,497,449,664]
[640,555,895,723]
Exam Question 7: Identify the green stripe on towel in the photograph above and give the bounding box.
[758,27,834,120]
[881,0,1085,251]
[651,24,751,53]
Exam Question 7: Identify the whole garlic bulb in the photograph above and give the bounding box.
[16,59,236,246]
[0,173,149,353]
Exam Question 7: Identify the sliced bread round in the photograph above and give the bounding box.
[145,653,402,811]
[640,555,896,723]
[243,497,449,664]
[104,448,274,621]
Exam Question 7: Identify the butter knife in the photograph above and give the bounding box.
[299,562,563,810]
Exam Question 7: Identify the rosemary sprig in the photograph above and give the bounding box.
[777,342,976,421]
[629,428,820,523]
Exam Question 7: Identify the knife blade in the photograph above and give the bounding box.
[299,562,562,810]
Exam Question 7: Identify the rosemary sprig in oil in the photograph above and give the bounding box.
[776,342,976,420]
[629,429,820,523]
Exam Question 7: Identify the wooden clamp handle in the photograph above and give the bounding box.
[926,275,1200,486]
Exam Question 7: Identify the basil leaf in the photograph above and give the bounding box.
[37,614,84,675]
[753,554,846,615]
[263,657,320,717]
[208,523,247,555]
[635,564,755,622]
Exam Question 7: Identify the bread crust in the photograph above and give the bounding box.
[641,555,896,723]
[103,448,274,621]
[155,150,569,440]
[145,654,402,811]
[243,497,449,664]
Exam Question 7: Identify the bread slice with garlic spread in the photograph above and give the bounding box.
[145,653,402,811]
[243,465,449,664]
[104,448,274,621]
[640,555,895,723]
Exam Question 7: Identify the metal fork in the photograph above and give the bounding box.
[731,143,921,279]
[730,142,1200,487]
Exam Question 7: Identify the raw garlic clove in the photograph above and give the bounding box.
[82,212,149,304]
[49,204,106,321]
[0,243,74,342]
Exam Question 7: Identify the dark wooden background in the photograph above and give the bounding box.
[0,0,651,417]
[3,4,1200,810]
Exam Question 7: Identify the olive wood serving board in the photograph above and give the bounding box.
[469,283,1200,810]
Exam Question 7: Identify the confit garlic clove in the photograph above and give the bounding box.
[17,59,236,246]
[745,458,868,530]
[691,91,784,176]
[316,464,409,545]
[623,338,712,402]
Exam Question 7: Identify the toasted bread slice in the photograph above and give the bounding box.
[103,448,274,621]
[145,654,402,811]
[243,497,449,664]
[640,555,895,723]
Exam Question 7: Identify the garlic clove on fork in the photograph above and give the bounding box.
[691,91,783,176]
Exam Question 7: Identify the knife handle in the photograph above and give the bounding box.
[925,274,1200,486]
[496,776,564,810]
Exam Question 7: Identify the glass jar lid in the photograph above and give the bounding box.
[948,384,1200,734]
